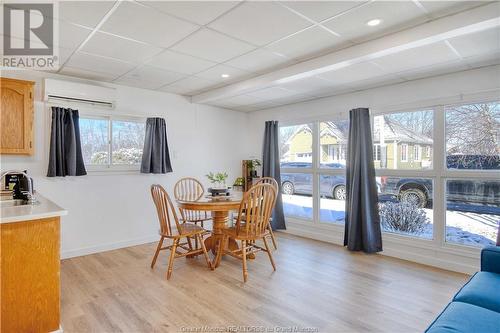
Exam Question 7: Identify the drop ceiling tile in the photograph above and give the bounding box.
[225,49,292,73]
[209,1,312,46]
[247,87,301,100]
[65,52,135,77]
[3,18,91,50]
[141,1,240,25]
[195,64,250,83]
[59,66,118,81]
[58,1,116,28]
[171,29,255,63]
[318,61,388,84]
[448,28,500,59]
[119,65,187,89]
[81,32,162,63]
[113,76,166,90]
[160,76,218,95]
[58,22,93,50]
[280,1,367,22]
[266,26,347,60]
[418,1,489,18]
[148,50,216,75]
[323,1,425,42]
[373,41,460,73]
[100,2,198,48]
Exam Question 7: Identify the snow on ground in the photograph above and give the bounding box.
[282,194,500,247]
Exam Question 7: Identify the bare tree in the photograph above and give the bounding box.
[446,102,500,168]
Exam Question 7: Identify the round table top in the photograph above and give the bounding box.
[176,191,243,211]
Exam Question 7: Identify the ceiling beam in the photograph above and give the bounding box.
[191,2,500,104]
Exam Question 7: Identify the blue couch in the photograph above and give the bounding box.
[426,246,500,333]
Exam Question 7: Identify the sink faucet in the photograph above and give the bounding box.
[1,170,36,204]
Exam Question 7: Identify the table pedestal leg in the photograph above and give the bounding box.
[204,211,238,257]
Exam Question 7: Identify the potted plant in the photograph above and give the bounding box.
[246,159,261,178]
[206,171,229,189]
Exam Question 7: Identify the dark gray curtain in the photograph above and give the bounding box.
[344,108,382,253]
[47,107,87,177]
[262,120,286,230]
[141,117,172,174]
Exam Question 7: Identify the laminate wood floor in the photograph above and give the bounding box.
[61,233,469,333]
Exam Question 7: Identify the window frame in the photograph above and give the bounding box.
[414,144,421,162]
[374,144,381,161]
[279,118,349,226]
[79,112,147,172]
[401,143,408,162]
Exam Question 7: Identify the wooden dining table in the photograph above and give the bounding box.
[176,191,249,266]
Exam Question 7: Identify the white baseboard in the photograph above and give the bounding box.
[61,235,159,259]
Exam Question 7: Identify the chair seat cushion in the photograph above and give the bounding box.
[426,301,500,333]
[453,272,500,313]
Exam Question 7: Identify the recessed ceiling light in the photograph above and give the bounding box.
[366,19,382,27]
[221,74,230,78]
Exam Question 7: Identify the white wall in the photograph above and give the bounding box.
[0,70,250,258]
[246,64,500,274]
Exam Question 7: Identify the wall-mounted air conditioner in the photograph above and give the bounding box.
[43,78,116,108]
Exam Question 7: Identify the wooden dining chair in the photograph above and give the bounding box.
[150,184,212,279]
[215,183,277,282]
[174,177,212,248]
[174,178,212,228]
[254,177,279,250]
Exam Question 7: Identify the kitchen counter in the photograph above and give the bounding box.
[0,192,67,224]
[0,192,65,332]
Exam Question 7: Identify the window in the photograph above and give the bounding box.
[280,123,314,221]
[414,145,421,162]
[444,100,500,247]
[446,101,500,170]
[319,120,348,168]
[445,179,500,247]
[374,144,381,161]
[379,177,433,239]
[401,144,408,162]
[80,116,145,170]
[374,110,435,239]
[279,121,348,223]
[373,110,433,169]
[280,124,313,168]
[426,146,431,158]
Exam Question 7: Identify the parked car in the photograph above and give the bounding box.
[281,172,347,200]
[280,162,346,199]
[380,177,500,208]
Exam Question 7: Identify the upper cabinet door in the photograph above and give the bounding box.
[0,78,35,155]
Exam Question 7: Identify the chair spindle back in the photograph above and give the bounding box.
[255,177,279,199]
[173,177,208,222]
[235,183,276,237]
[151,184,182,236]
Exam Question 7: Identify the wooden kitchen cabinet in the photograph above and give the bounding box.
[0,77,35,155]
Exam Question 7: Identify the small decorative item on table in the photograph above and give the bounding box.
[206,171,230,197]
